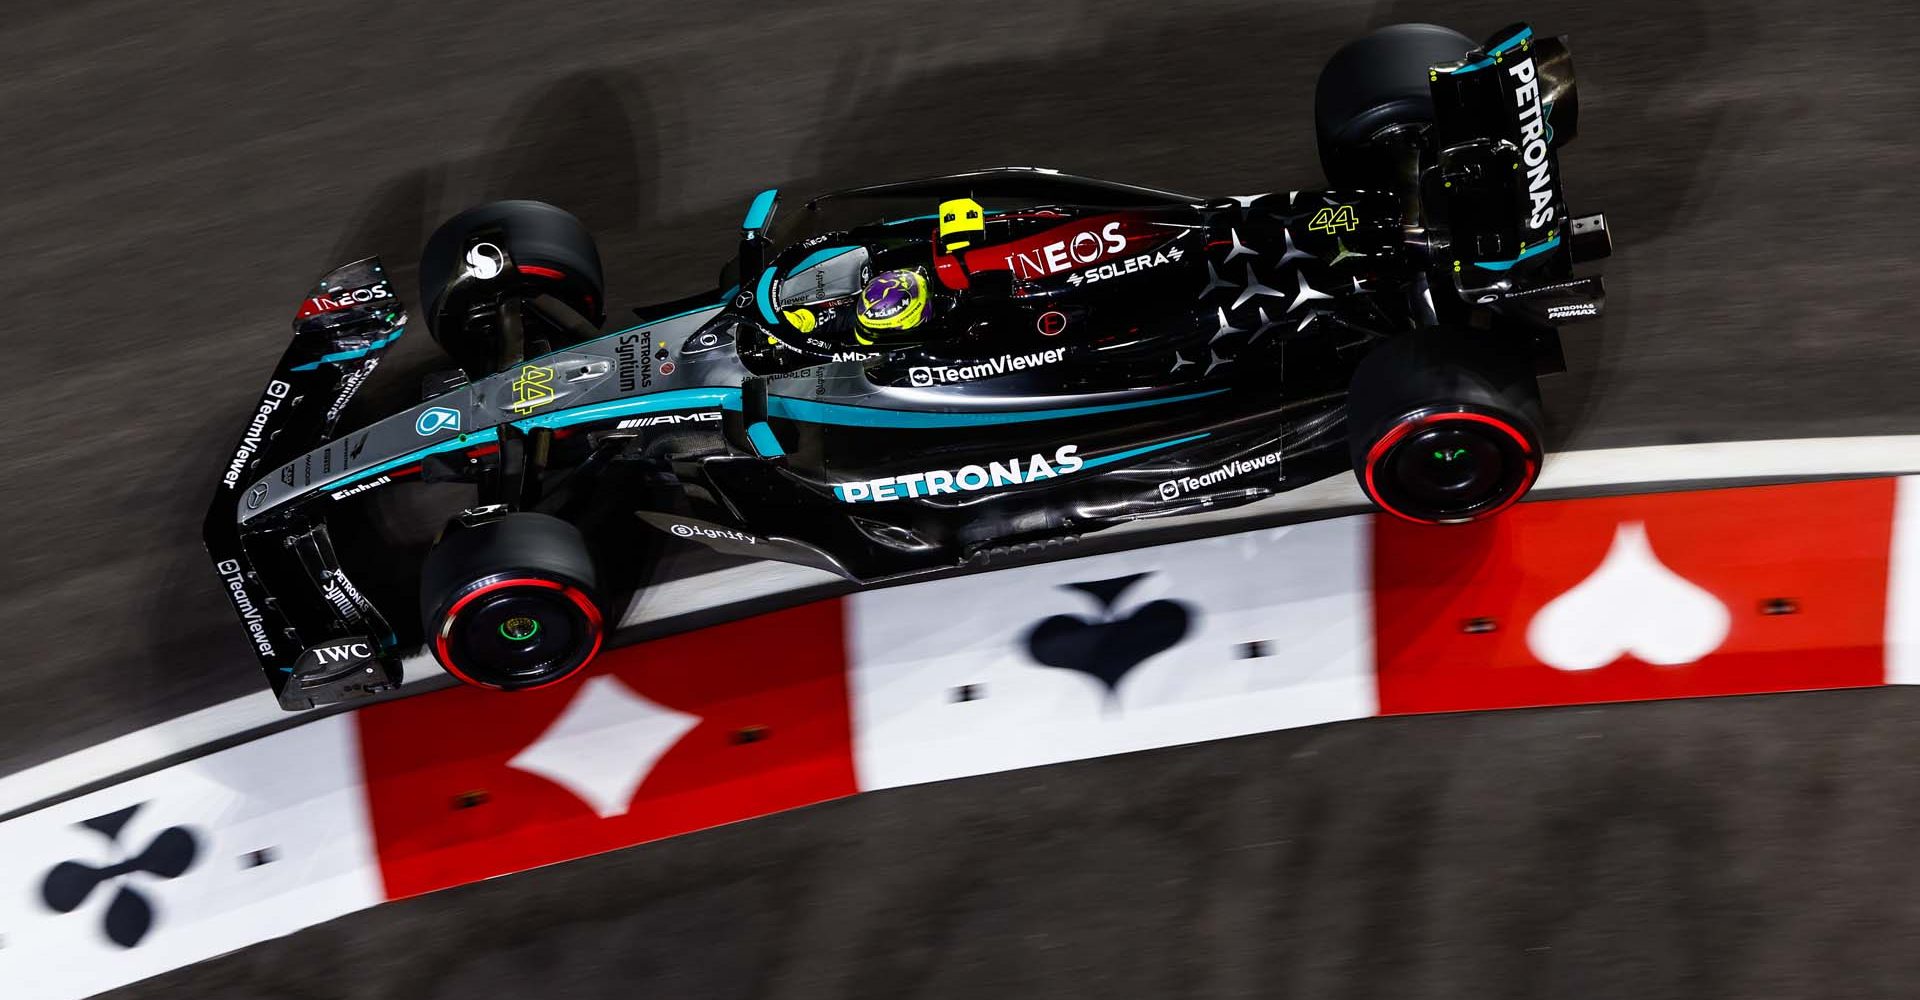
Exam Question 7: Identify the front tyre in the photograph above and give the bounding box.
[1347,331,1544,524]
[1314,23,1474,189]
[420,513,604,690]
[418,200,608,378]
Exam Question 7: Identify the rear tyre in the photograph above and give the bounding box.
[1347,330,1543,524]
[420,513,604,690]
[418,200,607,375]
[1314,23,1474,188]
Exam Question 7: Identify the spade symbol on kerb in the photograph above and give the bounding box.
[1023,573,1192,700]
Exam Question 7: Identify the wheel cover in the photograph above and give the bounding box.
[434,575,603,690]
[1363,407,1541,524]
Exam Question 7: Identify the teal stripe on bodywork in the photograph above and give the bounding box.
[1475,235,1561,271]
[499,385,1214,436]
[289,322,405,372]
[1488,27,1532,55]
[1080,432,1211,470]
[512,388,739,432]
[753,389,1224,429]
[315,386,1214,501]
[1450,27,1531,75]
[755,267,780,324]
[328,426,499,490]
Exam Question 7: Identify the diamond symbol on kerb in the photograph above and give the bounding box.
[507,675,702,818]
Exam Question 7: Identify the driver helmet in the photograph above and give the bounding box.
[856,269,929,335]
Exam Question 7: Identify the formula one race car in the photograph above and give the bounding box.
[206,22,1610,709]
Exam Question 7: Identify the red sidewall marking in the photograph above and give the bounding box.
[1363,409,1540,524]
[434,577,604,691]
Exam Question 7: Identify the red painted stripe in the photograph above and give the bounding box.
[361,599,857,899]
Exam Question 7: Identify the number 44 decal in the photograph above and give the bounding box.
[1308,204,1359,234]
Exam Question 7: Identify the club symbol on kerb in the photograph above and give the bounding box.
[40,803,201,948]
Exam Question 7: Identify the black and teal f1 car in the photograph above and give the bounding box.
[205,22,1611,709]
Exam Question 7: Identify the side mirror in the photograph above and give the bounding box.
[741,188,779,236]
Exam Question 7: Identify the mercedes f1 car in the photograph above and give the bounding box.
[206,22,1610,709]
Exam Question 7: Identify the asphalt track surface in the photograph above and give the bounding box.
[0,0,1913,993]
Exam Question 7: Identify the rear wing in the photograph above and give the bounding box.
[201,257,408,707]
[1428,24,1611,323]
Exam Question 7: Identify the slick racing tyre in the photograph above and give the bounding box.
[1314,23,1474,188]
[419,200,607,375]
[420,513,604,691]
[1347,330,1544,524]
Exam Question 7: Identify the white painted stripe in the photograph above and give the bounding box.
[7,434,1920,818]
[849,517,1374,789]
[0,668,428,820]
[0,717,382,999]
[1536,437,1920,490]
[1885,476,1920,685]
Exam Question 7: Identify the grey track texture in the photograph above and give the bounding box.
[0,0,1913,993]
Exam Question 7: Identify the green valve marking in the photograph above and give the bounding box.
[499,616,541,641]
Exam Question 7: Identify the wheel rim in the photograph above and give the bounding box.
[1364,407,1540,523]
[434,576,602,690]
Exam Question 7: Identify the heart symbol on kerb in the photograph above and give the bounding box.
[1525,521,1730,671]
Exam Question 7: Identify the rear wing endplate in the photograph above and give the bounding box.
[1428,24,1610,323]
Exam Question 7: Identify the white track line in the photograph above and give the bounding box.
[6,434,1920,817]
[1538,436,1920,489]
